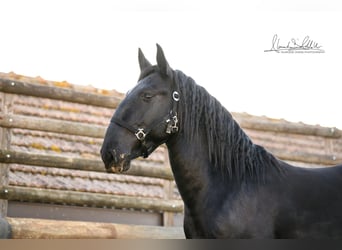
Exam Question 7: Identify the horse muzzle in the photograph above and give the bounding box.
[104,149,131,174]
[106,162,130,174]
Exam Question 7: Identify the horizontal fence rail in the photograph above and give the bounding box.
[0,114,106,138]
[0,186,184,213]
[0,78,120,109]
[0,149,174,180]
[234,114,342,139]
[4,217,185,239]
[1,148,340,180]
[270,148,341,166]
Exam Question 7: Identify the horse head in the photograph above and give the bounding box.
[101,44,180,173]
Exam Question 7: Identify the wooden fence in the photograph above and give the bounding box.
[0,77,184,238]
[1,217,184,239]
[1,76,342,238]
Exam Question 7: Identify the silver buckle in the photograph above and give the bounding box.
[171,115,179,133]
[166,115,179,134]
[135,128,146,141]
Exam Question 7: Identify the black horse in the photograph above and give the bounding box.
[101,44,342,238]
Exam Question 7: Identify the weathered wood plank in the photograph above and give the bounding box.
[234,113,342,138]
[0,149,174,180]
[0,114,106,138]
[1,146,340,174]
[0,78,121,109]
[270,148,341,166]
[5,217,185,239]
[0,149,103,171]
[0,186,184,213]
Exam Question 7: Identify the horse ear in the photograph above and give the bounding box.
[156,44,172,77]
[138,48,152,72]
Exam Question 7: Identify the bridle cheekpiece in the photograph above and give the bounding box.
[111,89,180,157]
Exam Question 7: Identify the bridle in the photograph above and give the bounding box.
[111,90,180,158]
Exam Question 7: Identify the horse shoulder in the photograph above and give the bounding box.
[210,183,282,238]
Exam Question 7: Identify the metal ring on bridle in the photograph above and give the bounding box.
[172,91,180,102]
[135,128,146,141]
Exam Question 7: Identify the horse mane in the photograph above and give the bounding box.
[174,70,282,182]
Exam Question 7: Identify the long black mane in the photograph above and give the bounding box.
[174,70,282,182]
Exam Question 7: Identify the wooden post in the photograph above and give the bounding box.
[162,149,178,226]
[0,92,13,218]
[163,180,176,226]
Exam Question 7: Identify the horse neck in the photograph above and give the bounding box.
[165,115,278,208]
[166,131,215,209]
[166,71,281,208]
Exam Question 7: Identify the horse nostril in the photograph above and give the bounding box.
[112,149,118,163]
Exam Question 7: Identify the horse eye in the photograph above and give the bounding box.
[142,93,154,101]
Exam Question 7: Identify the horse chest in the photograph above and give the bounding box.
[184,186,279,238]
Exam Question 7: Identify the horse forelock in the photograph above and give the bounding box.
[174,70,280,182]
